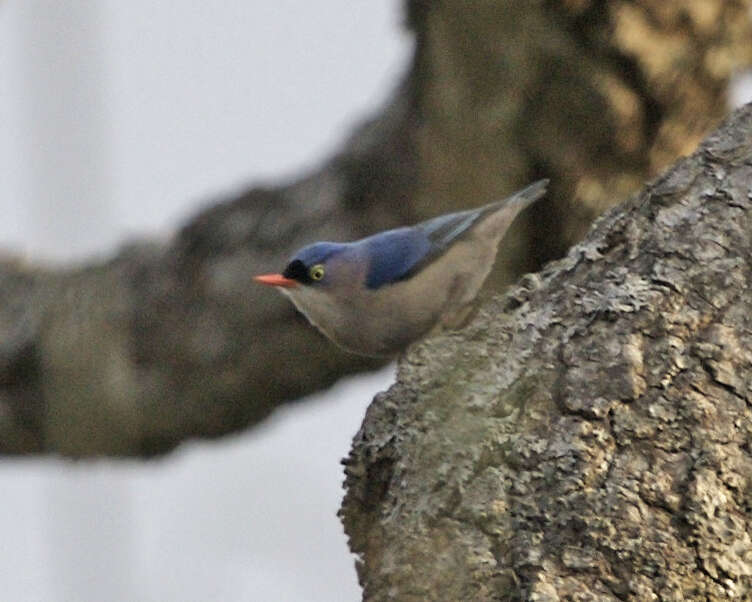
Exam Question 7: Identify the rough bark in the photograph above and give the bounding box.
[1,0,751,455]
[341,103,752,601]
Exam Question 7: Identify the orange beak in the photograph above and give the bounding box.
[253,273,298,288]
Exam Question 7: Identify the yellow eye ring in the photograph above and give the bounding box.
[309,264,325,281]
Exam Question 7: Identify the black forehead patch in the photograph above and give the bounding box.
[282,259,312,284]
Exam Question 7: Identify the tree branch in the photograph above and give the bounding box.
[341,102,752,601]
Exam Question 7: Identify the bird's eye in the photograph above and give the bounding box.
[309,264,325,281]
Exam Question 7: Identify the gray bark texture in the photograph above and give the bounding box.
[340,103,752,601]
[1,0,751,455]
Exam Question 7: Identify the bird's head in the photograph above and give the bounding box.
[254,242,352,291]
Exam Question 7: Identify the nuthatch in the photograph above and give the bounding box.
[255,179,548,356]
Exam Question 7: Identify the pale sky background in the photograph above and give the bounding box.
[0,2,409,601]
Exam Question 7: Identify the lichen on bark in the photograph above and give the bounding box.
[341,104,752,601]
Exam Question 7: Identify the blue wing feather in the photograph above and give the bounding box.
[354,180,547,290]
[364,208,481,290]
[364,228,431,289]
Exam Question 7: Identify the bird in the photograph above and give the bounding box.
[254,179,548,357]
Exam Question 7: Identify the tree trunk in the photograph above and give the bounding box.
[341,103,752,601]
[1,0,751,455]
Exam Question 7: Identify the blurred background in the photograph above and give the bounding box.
[0,1,410,600]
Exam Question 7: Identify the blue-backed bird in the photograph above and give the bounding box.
[255,179,548,356]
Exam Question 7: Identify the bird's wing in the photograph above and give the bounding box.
[419,178,548,252]
[418,207,482,250]
[363,228,431,289]
[364,179,548,289]
[362,210,486,289]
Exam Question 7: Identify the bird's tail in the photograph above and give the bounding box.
[473,178,549,243]
[481,178,549,216]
